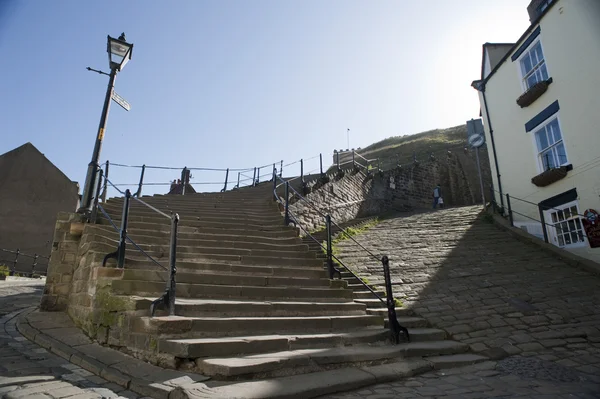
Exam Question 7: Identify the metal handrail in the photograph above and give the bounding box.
[272,172,406,342]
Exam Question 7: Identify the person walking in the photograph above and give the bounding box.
[432,184,442,209]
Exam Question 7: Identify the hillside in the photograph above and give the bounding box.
[337,124,469,170]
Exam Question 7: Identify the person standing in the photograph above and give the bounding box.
[433,184,442,209]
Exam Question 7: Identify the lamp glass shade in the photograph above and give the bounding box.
[108,36,133,71]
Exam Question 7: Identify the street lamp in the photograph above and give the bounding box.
[78,33,133,215]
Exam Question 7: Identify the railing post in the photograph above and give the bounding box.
[539,205,549,243]
[117,189,131,268]
[325,215,335,279]
[319,154,323,176]
[279,160,283,178]
[236,172,241,188]
[222,168,229,192]
[10,249,19,276]
[284,182,290,226]
[31,254,38,276]
[300,159,304,183]
[489,185,495,212]
[91,168,104,224]
[101,160,109,203]
[506,194,514,227]
[352,150,355,168]
[253,167,257,187]
[382,255,408,344]
[167,213,179,316]
[134,164,146,198]
[336,152,340,171]
[272,168,277,201]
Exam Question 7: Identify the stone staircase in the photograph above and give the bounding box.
[69,183,483,384]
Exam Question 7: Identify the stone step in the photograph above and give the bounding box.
[102,202,281,218]
[195,340,469,378]
[97,219,299,239]
[159,328,390,358]
[102,215,289,232]
[353,298,388,309]
[424,353,489,369]
[369,315,429,328]
[89,224,303,245]
[121,259,329,279]
[131,315,384,338]
[89,230,309,252]
[352,290,386,299]
[138,297,368,318]
[111,280,355,302]
[90,237,315,260]
[121,269,337,288]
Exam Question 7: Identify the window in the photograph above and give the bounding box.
[547,201,586,248]
[534,117,567,171]
[520,41,549,89]
[537,0,554,14]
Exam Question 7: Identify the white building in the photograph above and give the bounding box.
[472,0,600,263]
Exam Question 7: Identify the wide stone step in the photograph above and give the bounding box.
[89,231,309,253]
[405,328,447,342]
[369,314,428,328]
[353,290,386,299]
[102,203,282,219]
[111,280,354,302]
[132,315,384,338]
[195,340,469,378]
[354,298,388,309]
[102,215,289,232]
[139,298,367,318]
[90,224,302,245]
[424,353,489,369]
[121,269,335,288]
[160,328,389,358]
[121,259,329,279]
[98,220,299,238]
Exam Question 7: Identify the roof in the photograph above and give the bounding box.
[0,142,78,187]
[481,43,515,80]
[472,0,560,91]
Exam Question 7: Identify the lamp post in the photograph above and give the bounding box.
[78,33,133,215]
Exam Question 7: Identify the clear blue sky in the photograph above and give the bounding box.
[0,0,531,195]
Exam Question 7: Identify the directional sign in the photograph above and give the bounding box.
[111,91,131,111]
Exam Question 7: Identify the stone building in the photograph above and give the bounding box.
[0,143,79,272]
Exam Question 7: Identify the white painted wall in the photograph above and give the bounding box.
[478,0,600,262]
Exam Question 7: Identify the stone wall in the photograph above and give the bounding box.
[290,148,492,233]
[40,212,86,311]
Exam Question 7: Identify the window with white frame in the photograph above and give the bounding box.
[520,41,549,89]
[534,117,567,171]
[546,201,586,248]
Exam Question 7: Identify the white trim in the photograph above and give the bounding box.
[543,200,587,249]
[530,114,569,174]
[516,38,550,92]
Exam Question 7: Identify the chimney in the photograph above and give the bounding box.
[527,0,553,23]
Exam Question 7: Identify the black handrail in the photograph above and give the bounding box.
[96,175,179,317]
[272,173,408,343]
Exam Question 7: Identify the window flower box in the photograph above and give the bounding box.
[531,164,571,187]
[517,78,552,108]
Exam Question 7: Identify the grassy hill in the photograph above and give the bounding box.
[338,124,468,170]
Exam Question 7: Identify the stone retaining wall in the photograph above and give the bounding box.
[291,151,492,233]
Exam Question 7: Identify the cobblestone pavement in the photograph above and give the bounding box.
[331,206,600,398]
[320,360,600,398]
[0,280,145,399]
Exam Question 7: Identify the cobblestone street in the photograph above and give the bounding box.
[0,280,142,399]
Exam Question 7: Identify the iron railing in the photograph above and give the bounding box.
[273,171,409,344]
[0,248,49,277]
[490,186,589,245]
[93,172,179,318]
